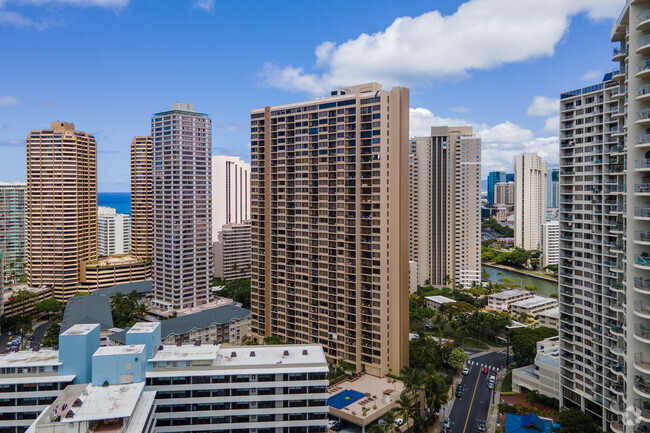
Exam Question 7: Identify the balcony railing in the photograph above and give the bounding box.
[638,35,650,50]
[635,256,650,267]
[635,231,650,242]
[635,377,650,395]
[635,300,650,315]
[635,207,650,217]
[635,277,650,290]
[639,10,650,24]
[637,134,650,145]
[638,109,650,121]
[636,184,650,193]
[635,324,650,340]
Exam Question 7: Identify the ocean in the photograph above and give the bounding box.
[98,192,131,215]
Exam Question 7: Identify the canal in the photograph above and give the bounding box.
[482,264,558,297]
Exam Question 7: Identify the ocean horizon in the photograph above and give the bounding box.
[98,192,130,215]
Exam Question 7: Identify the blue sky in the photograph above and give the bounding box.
[0,0,625,191]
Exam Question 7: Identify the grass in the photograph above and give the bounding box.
[502,371,513,392]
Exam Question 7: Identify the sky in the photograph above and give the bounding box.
[0,0,627,192]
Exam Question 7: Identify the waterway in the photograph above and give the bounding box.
[481,264,558,298]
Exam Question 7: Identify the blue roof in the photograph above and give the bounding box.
[505,413,553,433]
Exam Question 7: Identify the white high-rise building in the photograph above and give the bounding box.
[541,221,559,269]
[410,126,482,287]
[212,155,250,241]
[151,103,212,310]
[514,153,548,251]
[97,206,131,256]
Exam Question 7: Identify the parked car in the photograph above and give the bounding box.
[455,385,462,397]
[326,420,339,430]
[444,418,452,428]
[394,418,404,426]
[488,382,494,390]
[478,422,487,432]
[462,367,470,375]
[482,367,488,374]
[489,374,496,382]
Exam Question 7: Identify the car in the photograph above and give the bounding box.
[483,367,488,374]
[394,418,403,426]
[455,389,462,397]
[478,423,487,432]
[462,367,470,375]
[489,374,496,382]
[444,417,452,428]
[326,420,338,430]
[488,382,494,390]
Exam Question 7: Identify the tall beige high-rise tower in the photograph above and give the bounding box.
[212,155,250,241]
[250,83,410,376]
[151,104,212,310]
[409,126,482,287]
[130,136,152,259]
[514,153,548,251]
[26,122,97,301]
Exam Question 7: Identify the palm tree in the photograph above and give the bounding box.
[399,365,425,400]
[431,313,447,339]
[394,393,417,431]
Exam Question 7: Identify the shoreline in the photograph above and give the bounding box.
[482,262,558,283]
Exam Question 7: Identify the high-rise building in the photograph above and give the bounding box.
[514,153,548,251]
[214,221,251,281]
[487,171,507,204]
[250,83,410,376]
[97,206,131,256]
[558,74,626,429]
[151,104,212,310]
[495,181,515,206]
[506,173,515,183]
[541,221,559,269]
[26,122,97,301]
[130,136,153,259]
[410,126,482,287]
[212,155,250,241]
[0,182,26,281]
[547,168,560,209]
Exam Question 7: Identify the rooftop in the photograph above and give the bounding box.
[150,345,219,362]
[92,280,152,298]
[61,295,113,333]
[215,344,325,367]
[127,322,160,334]
[0,349,60,368]
[86,255,145,267]
[511,296,557,309]
[490,289,533,301]
[424,295,455,304]
[538,307,559,319]
[93,345,145,357]
[61,323,100,336]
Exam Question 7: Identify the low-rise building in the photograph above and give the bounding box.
[424,295,455,311]
[79,255,151,293]
[511,336,560,400]
[509,295,558,319]
[537,307,559,330]
[487,289,534,311]
[213,222,251,281]
[2,284,50,317]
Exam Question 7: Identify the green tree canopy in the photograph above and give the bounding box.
[558,409,599,433]
[511,327,558,366]
[448,347,469,372]
[35,298,62,314]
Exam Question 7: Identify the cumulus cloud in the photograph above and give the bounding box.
[527,96,560,117]
[193,0,214,11]
[409,107,558,177]
[260,0,625,95]
[0,95,22,106]
[581,69,603,81]
[544,115,560,134]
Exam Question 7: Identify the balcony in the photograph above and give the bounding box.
[634,277,650,294]
[612,68,626,81]
[637,134,650,148]
[639,84,650,103]
[611,421,624,433]
[637,108,650,126]
[635,207,650,219]
[612,85,626,99]
[635,255,650,269]
[613,46,627,61]
[635,353,650,374]
[638,10,650,31]
[638,35,650,55]
[634,324,650,344]
[636,231,650,245]
[639,60,650,79]
[634,301,650,319]
[634,399,650,422]
[634,377,650,399]
[611,401,625,413]
[635,183,650,195]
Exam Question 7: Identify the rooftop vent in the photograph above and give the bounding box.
[176,341,182,347]
[65,410,75,418]
[283,350,289,356]
[231,351,237,357]
[72,399,82,408]
[250,351,256,357]
[302,349,308,356]
[194,340,201,346]
[158,345,163,351]
[102,381,109,387]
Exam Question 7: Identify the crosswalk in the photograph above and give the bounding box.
[466,360,501,372]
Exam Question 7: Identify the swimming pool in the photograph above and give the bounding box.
[327,389,366,410]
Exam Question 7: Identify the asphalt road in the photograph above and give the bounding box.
[445,351,508,433]
[32,322,50,346]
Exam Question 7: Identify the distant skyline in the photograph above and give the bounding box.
[0,0,625,191]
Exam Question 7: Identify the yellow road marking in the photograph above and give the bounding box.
[461,372,481,433]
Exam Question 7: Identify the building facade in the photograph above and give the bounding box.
[78,255,151,292]
[213,222,251,280]
[487,171,507,204]
[250,83,410,376]
[130,136,152,259]
[212,156,250,241]
[495,181,515,206]
[151,104,212,310]
[514,153,548,251]
[26,122,97,301]
[97,206,131,256]
[548,168,560,209]
[541,221,560,269]
[410,126,482,287]
[0,182,26,282]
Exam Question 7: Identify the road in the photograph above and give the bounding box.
[445,351,507,433]
[31,321,50,347]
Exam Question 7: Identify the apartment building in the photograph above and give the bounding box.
[214,222,251,280]
[541,221,560,269]
[487,171,507,204]
[2,322,329,433]
[130,136,153,259]
[487,289,534,311]
[410,126,482,287]
[0,182,26,282]
[512,336,560,400]
[26,122,97,301]
[509,295,558,319]
[151,104,212,310]
[538,307,559,330]
[548,168,560,209]
[212,155,250,241]
[514,153,548,251]
[78,255,151,292]
[495,181,515,206]
[97,206,131,256]
[250,83,410,376]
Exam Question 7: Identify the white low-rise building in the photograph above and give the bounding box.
[512,336,560,400]
[424,295,455,310]
[487,289,534,311]
[510,295,558,319]
[537,307,559,330]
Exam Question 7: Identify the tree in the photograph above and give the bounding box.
[10,289,38,316]
[524,285,538,291]
[481,270,491,280]
[558,409,599,433]
[394,394,417,430]
[448,348,469,373]
[262,336,288,344]
[511,327,558,365]
[35,298,62,315]
[241,335,257,345]
[41,320,61,347]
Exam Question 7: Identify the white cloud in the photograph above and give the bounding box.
[0,0,129,28]
[193,0,214,11]
[527,96,560,117]
[409,107,558,177]
[260,0,625,95]
[0,95,22,106]
[450,106,470,113]
[544,115,560,134]
[580,69,603,81]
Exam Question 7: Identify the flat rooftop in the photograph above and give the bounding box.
[0,349,61,368]
[94,345,145,357]
[150,345,219,362]
[215,345,326,366]
[489,289,532,300]
[87,255,144,267]
[127,322,160,334]
[511,295,557,309]
[61,323,99,336]
[424,295,455,304]
[59,382,145,423]
[538,307,559,318]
